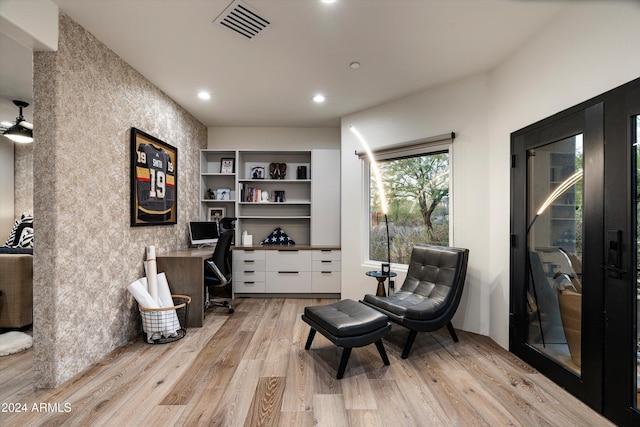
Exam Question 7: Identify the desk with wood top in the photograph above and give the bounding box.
[156,247,213,328]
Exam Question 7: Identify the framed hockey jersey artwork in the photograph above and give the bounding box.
[130,128,178,226]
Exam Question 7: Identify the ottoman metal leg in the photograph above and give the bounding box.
[305,328,317,350]
[336,347,352,379]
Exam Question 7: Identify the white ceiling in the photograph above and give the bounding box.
[1,0,569,129]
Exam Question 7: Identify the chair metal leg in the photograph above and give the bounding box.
[446,321,459,342]
[336,347,352,379]
[304,328,316,350]
[401,330,418,359]
[375,339,390,365]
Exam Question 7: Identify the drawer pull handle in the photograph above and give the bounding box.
[244,260,255,263]
[278,249,299,252]
[321,260,332,263]
[244,270,255,274]
[278,271,299,274]
[245,281,255,284]
[321,271,332,274]
[321,249,332,252]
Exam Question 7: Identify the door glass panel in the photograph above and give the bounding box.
[527,134,583,376]
[634,115,640,409]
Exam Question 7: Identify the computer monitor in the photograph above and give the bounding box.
[188,221,219,247]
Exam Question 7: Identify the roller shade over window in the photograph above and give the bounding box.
[356,132,455,161]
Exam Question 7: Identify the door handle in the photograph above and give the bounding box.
[600,229,627,279]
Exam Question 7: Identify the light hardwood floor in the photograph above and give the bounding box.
[0,298,614,426]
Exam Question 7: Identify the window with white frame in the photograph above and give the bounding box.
[360,134,454,265]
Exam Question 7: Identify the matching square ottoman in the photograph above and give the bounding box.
[302,299,391,379]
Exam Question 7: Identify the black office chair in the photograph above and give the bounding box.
[204,229,234,313]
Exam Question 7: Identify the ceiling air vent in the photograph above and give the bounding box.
[214,0,271,40]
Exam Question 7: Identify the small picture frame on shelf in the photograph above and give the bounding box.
[220,158,234,174]
[208,207,225,222]
[216,188,231,200]
[250,165,265,179]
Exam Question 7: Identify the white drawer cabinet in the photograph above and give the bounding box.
[234,249,265,261]
[233,280,266,293]
[233,249,266,295]
[232,247,340,296]
[312,272,341,293]
[311,250,341,293]
[266,271,312,293]
[265,250,311,293]
[312,249,341,261]
[266,250,311,272]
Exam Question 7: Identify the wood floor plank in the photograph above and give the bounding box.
[241,298,285,360]
[0,298,616,427]
[177,329,255,426]
[243,376,285,427]
[279,409,314,427]
[209,358,264,427]
[160,311,250,406]
[369,379,423,426]
[346,409,385,427]
[447,368,523,426]
[385,354,452,426]
[260,300,299,377]
[313,393,349,427]
[341,368,378,410]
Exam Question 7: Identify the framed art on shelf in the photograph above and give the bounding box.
[130,127,177,226]
[208,207,225,222]
[220,158,234,174]
[250,165,265,179]
[216,188,231,200]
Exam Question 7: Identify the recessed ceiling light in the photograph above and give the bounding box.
[350,61,360,69]
[321,0,337,3]
[198,91,211,100]
[312,94,326,103]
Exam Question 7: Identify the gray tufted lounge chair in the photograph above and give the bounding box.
[361,244,469,359]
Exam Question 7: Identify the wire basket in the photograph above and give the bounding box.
[139,294,191,344]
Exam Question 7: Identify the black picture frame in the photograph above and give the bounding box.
[251,165,265,179]
[130,127,177,226]
[220,158,234,174]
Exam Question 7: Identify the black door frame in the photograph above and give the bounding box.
[510,104,604,410]
[602,82,640,426]
[510,77,640,425]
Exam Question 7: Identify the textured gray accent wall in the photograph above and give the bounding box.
[32,13,206,388]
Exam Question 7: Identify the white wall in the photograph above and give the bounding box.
[341,73,491,336]
[341,0,640,348]
[208,127,340,150]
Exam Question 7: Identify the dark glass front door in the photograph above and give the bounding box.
[511,105,604,409]
[510,78,640,426]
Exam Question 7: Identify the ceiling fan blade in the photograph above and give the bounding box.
[18,120,33,130]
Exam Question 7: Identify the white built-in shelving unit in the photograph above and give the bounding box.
[199,149,340,246]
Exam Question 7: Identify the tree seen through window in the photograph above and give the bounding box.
[370,152,450,265]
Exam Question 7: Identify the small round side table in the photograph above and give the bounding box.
[366,270,397,297]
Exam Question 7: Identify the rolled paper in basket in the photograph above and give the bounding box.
[157,273,180,336]
[127,278,159,308]
[146,245,159,305]
[156,273,174,308]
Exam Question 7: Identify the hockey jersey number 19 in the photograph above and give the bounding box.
[136,143,175,222]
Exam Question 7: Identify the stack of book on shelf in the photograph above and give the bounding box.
[239,183,269,202]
